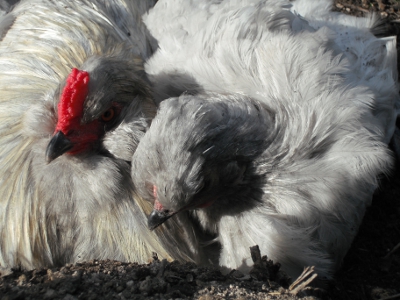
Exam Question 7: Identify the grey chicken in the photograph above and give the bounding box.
[133,0,398,280]
[0,0,206,270]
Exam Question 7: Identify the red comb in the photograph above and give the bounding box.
[55,68,90,134]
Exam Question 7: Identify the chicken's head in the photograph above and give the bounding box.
[46,56,155,162]
[131,93,271,231]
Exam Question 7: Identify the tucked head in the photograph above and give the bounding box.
[131,93,272,230]
[45,55,155,162]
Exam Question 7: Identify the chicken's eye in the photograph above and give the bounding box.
[101,107,115,122]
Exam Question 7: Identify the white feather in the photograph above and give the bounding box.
[140,0,399,279]
[0,0,206,270]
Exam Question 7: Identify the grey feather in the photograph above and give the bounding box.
[134,0,398,280]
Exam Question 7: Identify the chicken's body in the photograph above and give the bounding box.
[133,0,399,280]
[0,0,208,270]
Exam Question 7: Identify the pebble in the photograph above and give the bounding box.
[43,289,56,299]
[17,274,27,286]
[186,274,194,282]
[71,270,82,278]
[126,280,134,287]
[62,294,78,300]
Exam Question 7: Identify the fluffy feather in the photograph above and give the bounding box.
[134,0,399,280]
[0,0,208,270]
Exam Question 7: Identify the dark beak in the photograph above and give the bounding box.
[148,209,174,231]
[45,131,73,163]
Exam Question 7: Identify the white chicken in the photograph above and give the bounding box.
[132,0,399,280]
[0,0,209,270]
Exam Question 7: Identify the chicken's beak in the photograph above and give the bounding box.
[45,131,73,163]
[148,209,175,231]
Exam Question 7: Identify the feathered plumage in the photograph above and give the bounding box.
[132,0,399,280]
[0,0,208,270]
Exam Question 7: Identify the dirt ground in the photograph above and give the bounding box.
[1,1,400,300]
[334,0,400,19]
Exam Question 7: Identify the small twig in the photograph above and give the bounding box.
[383,242,400,259]
[289,266,315,290]
[289,266,318,295]
[380,293,400,300]
[265,266,318,296]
